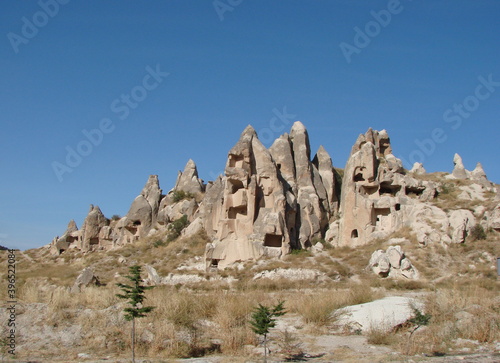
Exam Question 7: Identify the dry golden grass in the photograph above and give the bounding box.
[367,325,396,346]
[288,285,383,328]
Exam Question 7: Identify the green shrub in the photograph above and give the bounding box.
[172,190,195,203]
[153,240,166,248]
[167,215,190,242]
[469,225,487,241]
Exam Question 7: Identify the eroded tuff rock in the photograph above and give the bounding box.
[81,205,109,251]
[202,122,341,268]
[452,153,469,179]
[51,220,79,255]
[114,175,163,247]
[410,162,426,175]
[174,159,205,195]
[337,128,436,247]
[204,125,291,268]
[369,246,418,279]
[71,267,100,293]
[50,122,497,270]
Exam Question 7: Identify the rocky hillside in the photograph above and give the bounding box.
[2,119,499,360]
[48,122,499,271]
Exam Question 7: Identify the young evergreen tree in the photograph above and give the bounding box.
[116,265,155,363]
[249,300,286,362]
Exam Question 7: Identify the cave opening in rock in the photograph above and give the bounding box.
[353,172,365,182]
[264,234,282,247]
[228,154,244,168]
[351,229,359,238]
[228,206,247,219]
[405,186,424,197]
[229,179,244,193]
[379,182,400,196]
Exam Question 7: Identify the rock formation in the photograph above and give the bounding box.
[336,128,436,247]
[49,122,498,270]
[81,205,109,251]
[173,159,205,195]
[51,220,80,254]
[452,153,469,179]
[410,162,426,175]
[71,267,100,293]
[369,246,418,279]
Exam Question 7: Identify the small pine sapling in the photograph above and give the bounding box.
[116,265,155,363]
[250,300,286,362]
[406,305,431,355]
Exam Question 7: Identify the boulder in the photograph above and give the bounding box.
[144,264,162,285]
[338,296,424,333]
[485,205,500,232]
[449,209,476,243]
[369,246,418,279]
[71,267,100,293]
[386,245,403,269]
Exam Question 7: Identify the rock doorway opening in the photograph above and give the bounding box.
[264,234,282,247]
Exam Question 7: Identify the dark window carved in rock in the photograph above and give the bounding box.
[264,234,282,247]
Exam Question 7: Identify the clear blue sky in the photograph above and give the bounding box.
[1,0,499,250]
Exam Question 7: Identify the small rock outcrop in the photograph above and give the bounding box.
[114,175,163,246]
[51,220,80,254]
[71,267,100,293]
[449,210,476,244]
[369,246,418,279]
[410,162,426,175]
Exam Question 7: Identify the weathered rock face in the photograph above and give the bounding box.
[81,205,109,251]
[174,159,205,195]
[369,246,419,279]
[204,126,290,268]
[51,220,81,254]
[449,210,476,244]
[71,267,100,292]
[114,175,163,246]
[485,205,500,232]
[337,128,436,247]
[50,122,497,270]
[202,122,340,268]
[410,162,426,175]
[452,153,469,179]
[312,145,339,214]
